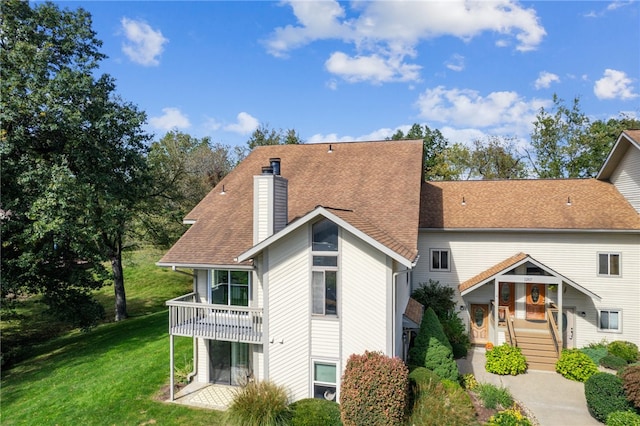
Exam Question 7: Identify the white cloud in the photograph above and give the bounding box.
[223,112,260,135]
[325,52,420,84]
[593,69,638,100]
[445,54,465,72]
[149,107,190,130]
[415,86,549,137]
[264,1,545,84]
[534,71,560,89]
[120,18,168,66]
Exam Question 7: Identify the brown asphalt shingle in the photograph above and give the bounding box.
[458,252,528,293]
[420,179,640,230]
[160,140,424,266]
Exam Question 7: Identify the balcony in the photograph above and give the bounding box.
[166,293,263,344]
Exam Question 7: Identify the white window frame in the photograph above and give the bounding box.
[598,309,622,333]
[311,360,338,401]
[208,269,251,306]
[597,252,621,277]
[430,248,450,272]
[311,219,339,317]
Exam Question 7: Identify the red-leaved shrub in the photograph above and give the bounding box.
[340,351,409,426]
[621,364,640,409]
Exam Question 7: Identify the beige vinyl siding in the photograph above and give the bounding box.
[196,269,208,303]
[311,320,339,358]
[266,228,310,401]
[196,337,209,383]
[610,146,640,213]
[417,231,640,347]
[341,230,390,364]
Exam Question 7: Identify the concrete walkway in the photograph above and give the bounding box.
[458,348,600,426]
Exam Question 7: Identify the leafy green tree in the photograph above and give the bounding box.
[1,0,151,323]
[391,124,450,180]
[468,136,527,179]
[247,124,303,150]
[529,95,639,178]
[141,131,234,247]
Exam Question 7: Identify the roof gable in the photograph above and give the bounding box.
[160,140,424,266]
[597,130,640,181]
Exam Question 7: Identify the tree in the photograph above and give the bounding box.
[141,131,234,247]
[1,0,151,324]
[468,136,527,179]
[528,95,639,178]
[391,123,450,180]
[246,124,303,150]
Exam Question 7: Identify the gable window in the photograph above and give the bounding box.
[599,309,621,332]
[211,270,249,306]
[430,249,450,271]
[311,219,338,316]
[313,361,337,401]
[598,253,620,276]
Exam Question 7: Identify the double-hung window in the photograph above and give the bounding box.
[313,361,337,401]
[211,270,249,306]
[598,253,620,276]
[311,219,338,316]
[430,249,450,271]
[599,309,621,332]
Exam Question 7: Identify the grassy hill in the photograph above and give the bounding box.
[1,249,226,425]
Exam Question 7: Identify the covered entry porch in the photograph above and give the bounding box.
[459,253,601,370]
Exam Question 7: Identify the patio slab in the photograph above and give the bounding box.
[172,382,236,410]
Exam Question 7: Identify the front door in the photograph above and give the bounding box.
[526,284,545,320]
[470,304,489,344]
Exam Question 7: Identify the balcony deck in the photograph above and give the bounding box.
[167,293,263,344]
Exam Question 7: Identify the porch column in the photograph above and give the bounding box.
[494,279,499,343]
[170,334,175,401]
[557,281,563,348]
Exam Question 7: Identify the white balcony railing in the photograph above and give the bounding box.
[166,293,263,343]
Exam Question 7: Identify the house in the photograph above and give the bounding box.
[158,131,640,400]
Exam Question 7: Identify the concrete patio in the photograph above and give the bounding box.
[172,382,236,410]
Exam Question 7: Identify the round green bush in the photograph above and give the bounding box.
[581,347,609,365]
[409,367,441,389]
[556,349,599,382]
[585,372,633,422]
[289,398,342,426]
[621,364,640,409]
[609,341,639,363]
[485,344,527,375]
[601,354,629,371]
[606,410,640,426]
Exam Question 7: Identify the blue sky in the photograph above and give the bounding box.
[55,1,639,148]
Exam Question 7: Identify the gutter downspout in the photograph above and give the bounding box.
[392,268,412,358]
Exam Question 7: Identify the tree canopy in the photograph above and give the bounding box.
[1,0,151,324]
[391,124,451,180]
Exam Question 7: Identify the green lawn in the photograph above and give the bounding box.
[1,249,227,425]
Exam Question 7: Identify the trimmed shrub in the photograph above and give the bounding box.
[289,398,342,426]
[621,364,640,409]
[424,336,459,381]
[411,279,456,320]
[485,344,527,375]
[609,341,639,363]
[441,310,471,359]
[585,372,633,423]
[476,383,514,410]
[226,381,291,426]
[487,407,533,426]
[556,349,599,382]
[601,354,629,371]
[462,373,479,390]
[408,368,477,426]
[581,346,609,365]
[606,410,640,426]
[340,351,409,426]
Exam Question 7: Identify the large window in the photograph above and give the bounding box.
[599,309,622,332]
[430,249,450,271]
[598,253,620,276]
[313,361,337,401]
[311,219,338,316]
[211,270,249,306]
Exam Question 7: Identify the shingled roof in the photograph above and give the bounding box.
[420,178,640,230]
[159,140,424,267]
